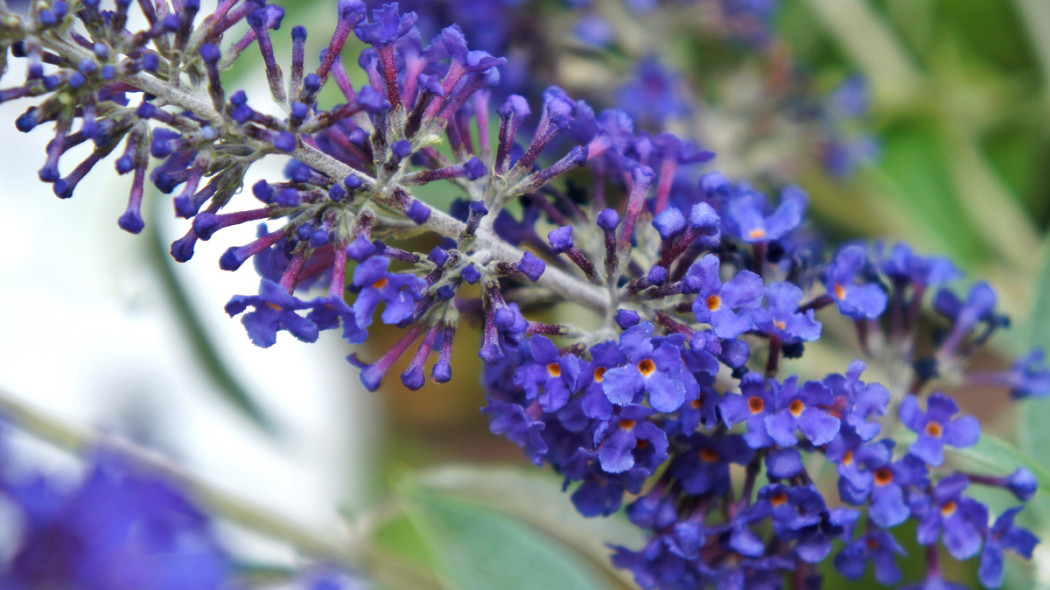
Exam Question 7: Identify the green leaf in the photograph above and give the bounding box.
[397,477,622,590]
[1020,240,1050,474]
[414,465,645,571]
[145,201,278,435]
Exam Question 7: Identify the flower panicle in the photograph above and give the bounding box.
[1,2,1047,589]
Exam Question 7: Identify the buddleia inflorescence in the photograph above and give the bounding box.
[0,0,1047,588]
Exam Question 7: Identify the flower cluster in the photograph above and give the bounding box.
[0,1,1047,588]
[0,444,232,589]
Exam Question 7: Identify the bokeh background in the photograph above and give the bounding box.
[2,0,1050,588]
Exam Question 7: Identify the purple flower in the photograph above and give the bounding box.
[824,360,891,441]
[514,336,585,412]
[972,349,1050,399]
[307,295,368,344]
[482,398,548,466]
[225,280,319,347]
[579,341,626,420]
[686,254,762,338]
[671,433,753,496]
[910,474,988,560]
[880,242,962,287]
[1,453,230,590]
[899,393,980,467]
[978,507,1039,588]
[836,440,927,528]
[825,244,887,319]
[350,256,427,330]
[593,405,668,475]
[763,377,840,446]
[834,529,906,584]
[353,3,418,46]
[935,281,1001,355]
[751,282,822,342]
[719,373,776,448]
[601,323,693,413]
[616,56,691,128]
[724,186,806,243]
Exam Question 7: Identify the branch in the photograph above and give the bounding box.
[40,35,610,313]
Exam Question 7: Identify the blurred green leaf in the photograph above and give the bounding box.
[871,122,987,265]
[396,472,621,590]
[146,202,278,435]
[1020,241,1050,476]
[414,465,645,574]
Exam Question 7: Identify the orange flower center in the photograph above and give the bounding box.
[749,228,768,240]
[789,399,805,417]
[842,451,854,466]
[619,419,637,431]
[834,283,847,300]
[866,537,880,550]
[594,367,607,383]
[941,500,957,517]
[373,277,389,289]
[706,294,722,312]
[748,396,765,414]
[547,363,561,377]
[700,448,720,463]
[267,302,283,311]
[770,492,789,507]
[774,320,787,330]
[925,422,943,438]
[874,468,894,486]
[638,359,656,376]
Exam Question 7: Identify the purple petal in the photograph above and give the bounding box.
[798,408,840,445]
[599,428,637,474]
[602,366,643,405]
[645,371,685,412]
[943,416,980,448]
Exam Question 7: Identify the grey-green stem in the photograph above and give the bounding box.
[39,34,611,314]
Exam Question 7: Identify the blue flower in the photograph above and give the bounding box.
[353,3,418,46]
[836,440,927,528]
[671,433,753,496]
[879,242,962,287]
[751,282,822,342]
[719,373,776,448]
[593,405,668,475]
[825,244,887,319]
[514,336,585,412]
[824,360,891,441]
[978,507,1039,588]
[1,453,230,589]
[724,186,806,243]
[687,254,762,338]
[910,474,987,560]
[834,529,906,584]
[225,280,319,347]
[763,377,840,447]
[899,393,980,467]
[602,323,693,413]
[482,398,547,466]
[351,256,427,330]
